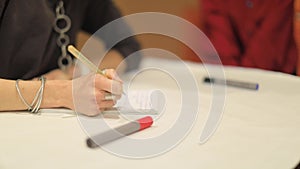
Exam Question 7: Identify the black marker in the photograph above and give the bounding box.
[203,77,259,90]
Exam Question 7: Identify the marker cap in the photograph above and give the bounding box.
[138,116,153,131]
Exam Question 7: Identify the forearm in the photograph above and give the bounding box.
[0,70,123,116]
[0,79,33,111]
[42,80,72,109]
[0,79,71,112]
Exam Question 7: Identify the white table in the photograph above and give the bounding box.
[1,57,300,169]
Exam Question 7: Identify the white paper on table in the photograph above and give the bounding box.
[103,90,164,115]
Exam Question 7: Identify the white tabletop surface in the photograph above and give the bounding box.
[1,57,300,169]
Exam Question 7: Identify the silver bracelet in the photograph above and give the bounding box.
[15,76,46,113]
[31,76,46,113]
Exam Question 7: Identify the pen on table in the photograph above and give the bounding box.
[203,77,259,90]
[86,116,153,148]
[102,107,158,115]
[67,45,126,95]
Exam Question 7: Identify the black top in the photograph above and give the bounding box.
[0,0,141,80]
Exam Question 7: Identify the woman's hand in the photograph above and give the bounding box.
[69,69,123,116]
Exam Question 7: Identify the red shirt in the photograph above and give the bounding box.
[202,0,298,74]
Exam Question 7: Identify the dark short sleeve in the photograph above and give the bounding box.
[0,1,59,80]
[0,0,142,80]
[81,0,142,71]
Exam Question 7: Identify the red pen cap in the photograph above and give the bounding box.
[137,116,153,131]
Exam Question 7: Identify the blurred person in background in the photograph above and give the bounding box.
[201,0,300,75]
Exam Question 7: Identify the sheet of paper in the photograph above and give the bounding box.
[103,90,164,115]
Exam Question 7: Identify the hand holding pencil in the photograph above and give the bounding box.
[67,45,124,115]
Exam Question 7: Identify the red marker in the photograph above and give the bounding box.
[86,116,153,148]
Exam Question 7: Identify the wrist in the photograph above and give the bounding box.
[42,80,73,109]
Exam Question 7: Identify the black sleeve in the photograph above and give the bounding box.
[81,0,142,71]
